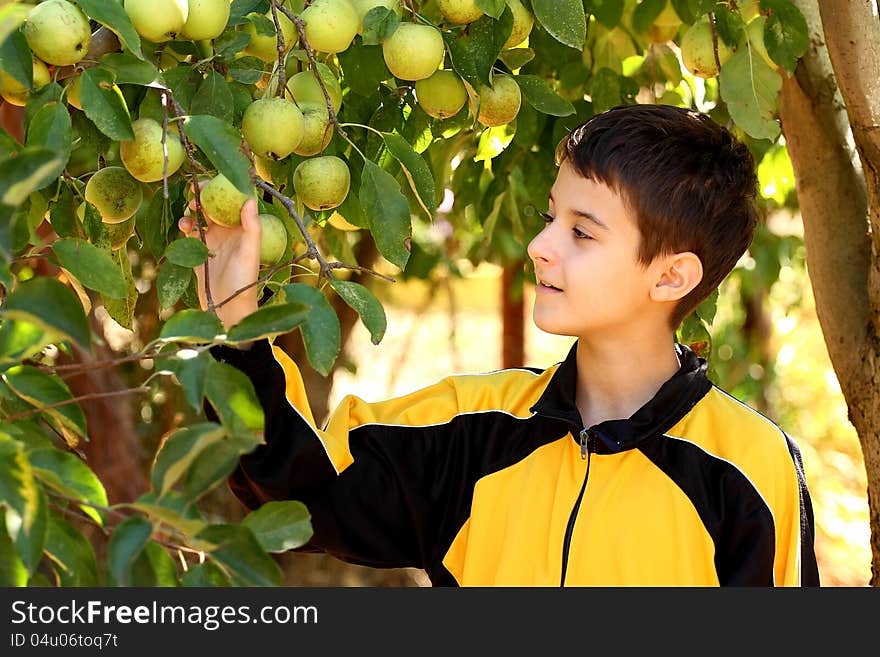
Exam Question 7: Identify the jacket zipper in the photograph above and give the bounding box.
[560,427,595,586]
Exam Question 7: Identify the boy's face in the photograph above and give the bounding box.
[527,161,663,339]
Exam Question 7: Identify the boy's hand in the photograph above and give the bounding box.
[177,188,261,332]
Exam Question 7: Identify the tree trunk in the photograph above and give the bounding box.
[501,261,525,369]
[779,0,880,585]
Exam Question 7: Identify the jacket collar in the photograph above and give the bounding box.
[529,340,712,454]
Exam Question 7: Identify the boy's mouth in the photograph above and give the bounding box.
[538,278,563,292]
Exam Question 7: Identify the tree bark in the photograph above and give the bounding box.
[779,0,880,585]
[501,262,525,369]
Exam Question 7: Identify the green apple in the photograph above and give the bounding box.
[0,58,51,108]
[200,174,254,226]
[744,16,777,70]
[181,0,231,41]
[301,0,359,54]
[258,213,288,266]
[293,156,350,211]
[120,118,185,183]
[504,0,534,49]
[437,0,483,24]
[352,0,401,35]
[680,15,732,79]
[415,70,467,119]
[253,155,275,183]
[84,167,144,224]
[476,74,521,127]
[24,0,91,67]
[242,97,304,160]
[243,9,297,61]
[292,102,334,156]
[124,0,189,43]
[644,1,681,44]
[286,65,343,114]
[382,23,445,81]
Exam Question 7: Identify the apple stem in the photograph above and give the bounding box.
[196,39,213,60]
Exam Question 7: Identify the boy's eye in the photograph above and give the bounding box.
[573,227,593,240]
[540,211,554,225]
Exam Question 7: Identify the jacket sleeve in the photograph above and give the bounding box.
[209,338,475,572]
[776,433,821,586]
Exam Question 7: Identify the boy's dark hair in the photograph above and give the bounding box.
[555,104,759,329]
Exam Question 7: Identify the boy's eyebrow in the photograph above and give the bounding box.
[548,193,610,230]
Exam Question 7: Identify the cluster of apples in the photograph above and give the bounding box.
[4,0,540,265]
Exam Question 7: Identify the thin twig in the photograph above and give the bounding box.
[162,90,216,312]
[708,12,722,75]
[3,386,150,422]
[269,0,288,97]
[34,350,176,375]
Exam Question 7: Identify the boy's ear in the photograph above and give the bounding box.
[650,252,703,302]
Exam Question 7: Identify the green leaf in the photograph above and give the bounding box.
[442,30,481,89]
[0,509,27,586]
[632,0,667,33]
[159,309,225,343]
[533,0,587,49]
[127,499,207,539]
[151,422,227,498]
[204,360,265,435]
[719,49,782,140]
[191,70,235,123]
[196,524,283,586]
[2,366,88,443]
[477,0,506,19]
[224,302,310,344]
[184,433,258,502]
[281,284,340,376]
[382,132,437,220]
[584,0,624,28]
[469,11,514,86]
[499,47,535,70]
[52,238,128,299]
[79,67,134,142]
[362,7,400,45]
[360,159,411,270]
[760,0,809,75]
[0,147,64,207]
[130,541,179,586]
[107,515,153,586]
[99,53,160,85]
[161,347,210,411]
[28,447,108,527]
[26,102,72,178]
[0,319,54,371]
[0,28,33,88]
[76,0,144,59]
[164,237,209,267]
[0,437,46,574]
[329,279,387,345]
[156,261,192,310]
[181,561,231,586]
[183,115,252,194]
[44,512,99,586]
[514,75,576,116]
[242,500,313,553]
[101,247,138,330]
[227,56,266,85]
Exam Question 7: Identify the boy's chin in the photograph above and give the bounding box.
[532,315,575,337]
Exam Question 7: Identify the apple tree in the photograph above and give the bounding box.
[0,0,814,586]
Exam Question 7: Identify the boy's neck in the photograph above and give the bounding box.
[574,330,681,429]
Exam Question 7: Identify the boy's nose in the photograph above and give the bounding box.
[527,227,553,264]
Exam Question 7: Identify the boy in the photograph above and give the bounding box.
[179,104,820,586]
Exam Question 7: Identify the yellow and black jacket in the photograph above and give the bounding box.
[213,338,820,587]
